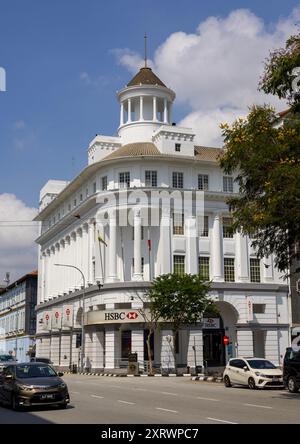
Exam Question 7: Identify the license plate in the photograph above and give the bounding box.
[273,378,280,382]
[41,394,55,400]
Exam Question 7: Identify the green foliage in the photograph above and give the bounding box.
[219,105,300,275]
[259,33,300,110]
[148,273,215,332]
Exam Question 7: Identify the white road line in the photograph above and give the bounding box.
[161,392,178,396]
[134,388,148,392]
[244,403,272,409]
[207,417,238,424]
[197,397,219,402]
[69,391,80,395]
[156,407,178,414]
[91,395,104,399]
[118,400,136,405]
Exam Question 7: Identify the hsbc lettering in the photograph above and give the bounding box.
[105,312,126,321]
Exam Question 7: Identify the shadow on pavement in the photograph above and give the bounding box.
[0,404,74,424]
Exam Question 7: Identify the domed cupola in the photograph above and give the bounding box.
[117,60,176,145]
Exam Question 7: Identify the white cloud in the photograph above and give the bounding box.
[12,120,26,130]
[114,8,300,145]
[79,72,109,88]
[0,194,38,283]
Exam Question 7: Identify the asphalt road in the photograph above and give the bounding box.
[0,374,300,424]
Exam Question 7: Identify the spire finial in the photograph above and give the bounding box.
[144,33,148,68]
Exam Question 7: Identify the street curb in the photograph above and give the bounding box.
[62,371,217,378]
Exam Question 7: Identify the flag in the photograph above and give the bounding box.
[147,239,151,251]
[98,231,107,247]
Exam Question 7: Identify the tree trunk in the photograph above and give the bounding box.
[146,329,154,375]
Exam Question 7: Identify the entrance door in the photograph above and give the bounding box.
[203,330,225,367]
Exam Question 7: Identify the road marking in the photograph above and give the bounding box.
[69,391,80,395]
[244,403,272,409]
[134,388,148,392]
[161,392,178,396]
[156,407,178,414]
[197,397,219,402]
[118,400,136,405]
[207,417,238,424]
[91,395,104,399]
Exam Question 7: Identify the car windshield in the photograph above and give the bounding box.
[16,365,57,378]
[0,355,14,362]
[247,359,276,369]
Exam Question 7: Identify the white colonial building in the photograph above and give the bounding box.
[34,65,290,373]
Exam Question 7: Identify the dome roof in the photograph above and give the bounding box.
[127,67,166,87]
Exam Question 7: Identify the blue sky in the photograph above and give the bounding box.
[0,0,299,208]
[0,0,300,281]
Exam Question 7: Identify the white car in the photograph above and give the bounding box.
[223,357,283,389]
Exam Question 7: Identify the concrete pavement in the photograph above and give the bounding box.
[1,374,300,424]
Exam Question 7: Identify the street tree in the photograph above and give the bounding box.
[219,32,300,276]
[147,273,216,373]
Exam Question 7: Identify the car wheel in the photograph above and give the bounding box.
[287,376,299,393]
[11,394,21,411]
[224,375,232,387]
[248,377,256,390]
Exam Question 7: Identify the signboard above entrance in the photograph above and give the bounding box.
[85,309,150,325]
[202,318,220,329]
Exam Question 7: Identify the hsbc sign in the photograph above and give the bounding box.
[85,309,148,325]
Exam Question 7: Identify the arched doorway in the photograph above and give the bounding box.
[203,301,239,368]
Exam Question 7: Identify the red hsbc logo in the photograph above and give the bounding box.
[127,312,138,320]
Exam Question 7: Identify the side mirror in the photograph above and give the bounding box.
[58,372,64,377]
[243,366,248,371]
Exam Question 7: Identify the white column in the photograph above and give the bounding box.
[65,237,72,293]
[92,330,104,370]
[235,231,249,282]
[161,330,175,372]
[88,222,94,285]
[153,96,157,121]
[95,220,104,283]
[185,216,198,274]
[40,253,46,303]
[49,247,55,299]
[211,212,224,282]
[131,329,144,367]
[84,330,93,371]
[74,230,81,289]
[160,214,172,274]
[70,233,77,291]
[44,250,50,302]
[187,329,203,373]
[107,212,118,282]
[169,103,173,124]
[236,330,254,357]
[163,98,168,123]
[105,328,120,370]
[139,96,144,121]
[133,209,143,281]
[120,101,124,126]
[127,98,132,123]
[82,224,89,286]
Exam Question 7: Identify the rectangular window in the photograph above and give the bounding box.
[145,170,157,187]
[223,217,234,238]
[68,203,71,211]
[173,213,184,235]
[199,257,210,281]
[253,304,266,314]
[93,182,97,193]
[172,172,184,189]
[102,176,108,190]
[173,255,185,276]
[175,143,181,152]
[80,193,83,202]
[198,215,209,237]
[250,259,261,283]
[223,176,234,193]
[119,172,130,189]
[224,258,235,282]
[198,174,209,191]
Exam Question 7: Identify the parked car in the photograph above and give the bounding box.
[30,357,53,365]
[0,362,70,410]
[283,347,300,393]
[0,355,17,372]
[223,357,283,389]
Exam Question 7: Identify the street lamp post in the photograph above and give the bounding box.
[54,264,86,372]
